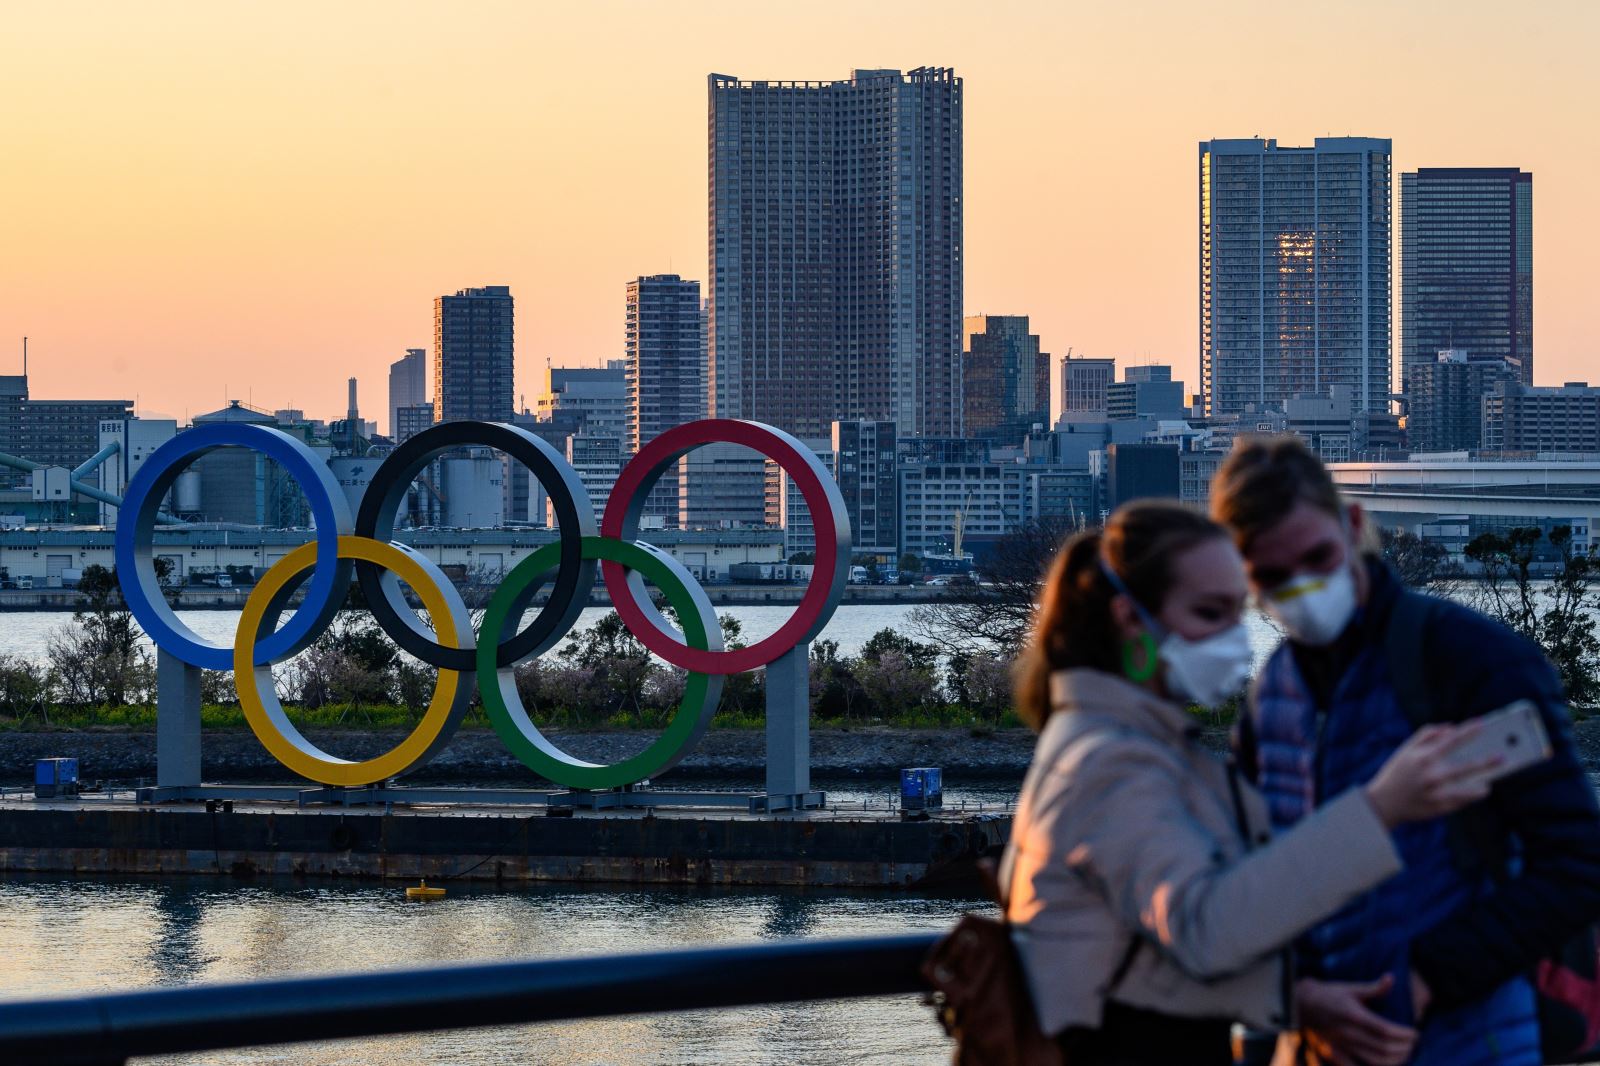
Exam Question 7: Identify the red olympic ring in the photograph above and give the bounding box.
[600,419,850,675]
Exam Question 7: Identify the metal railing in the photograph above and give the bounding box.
[0,933,942,1065]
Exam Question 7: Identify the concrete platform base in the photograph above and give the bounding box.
[0,794,1010,890]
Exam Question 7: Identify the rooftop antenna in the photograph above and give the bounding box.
[21,336,27,377]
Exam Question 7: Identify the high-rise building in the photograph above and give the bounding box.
[831,420,898,558]
[962,315,1049,445]
[1406,349,1516,453]
[1107,365,1186,421]
[552,434,622,526]
[1060,355,1115,417]
[625,275,705,528]
[534,361,629,440]
[1200,137,1393,417]
[0,370,134,490]
[388,348,427,438]
[393,403,435,444]
[679,443,768,529]
[1483,381,1600,454]
[1400,168,1533,388]
[626,275,706,450]
[708,67,963,439]
[434,286,514,423]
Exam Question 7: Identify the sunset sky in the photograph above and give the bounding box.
[2,1,1595,429]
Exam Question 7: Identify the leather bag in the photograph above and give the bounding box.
[922,904,1066,1066]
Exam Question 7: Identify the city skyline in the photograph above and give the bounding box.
[2,1,1597,425]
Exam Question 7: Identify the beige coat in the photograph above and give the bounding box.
[1004,669,1402,1036]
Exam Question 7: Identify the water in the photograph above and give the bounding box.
[0,602,1285,669]
[0,873,991,1064]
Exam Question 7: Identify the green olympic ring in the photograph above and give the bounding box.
[478,536,724,790]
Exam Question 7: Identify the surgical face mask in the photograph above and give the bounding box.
[1262,564,1358,646]
[1158,623,1255,709]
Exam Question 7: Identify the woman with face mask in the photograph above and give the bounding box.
[1002,500,1496,1065]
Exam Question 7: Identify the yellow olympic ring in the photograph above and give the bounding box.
[234,535,473,786]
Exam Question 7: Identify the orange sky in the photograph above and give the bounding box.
[2,1,1595,430]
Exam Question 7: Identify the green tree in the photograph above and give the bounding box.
[48,564,153,706]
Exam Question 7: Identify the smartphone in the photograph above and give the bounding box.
[1446,700,1553,785]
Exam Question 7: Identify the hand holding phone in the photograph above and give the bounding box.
[1444,699,1552,787]
[1367,702,1550,827]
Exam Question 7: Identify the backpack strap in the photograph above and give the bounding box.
[1384,590,1441,729]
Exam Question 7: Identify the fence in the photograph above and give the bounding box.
[0,932,943,1065]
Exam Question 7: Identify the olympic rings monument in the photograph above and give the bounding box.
[116,417,849,813]
[0,417,1012,888]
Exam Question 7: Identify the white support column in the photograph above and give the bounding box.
[764,642,809,800]
[157,649,202,788]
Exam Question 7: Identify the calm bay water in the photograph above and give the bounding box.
[0,873,989,1065]
[0,602,1285,668]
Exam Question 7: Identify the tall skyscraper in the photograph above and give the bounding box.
[962,315,1049,445]
[1199,137,1393,417]
[626,275,705,528]
[626,275,707,451]
[1401,168,1533,388]
[434,286,514,423]
[388,348,427,438]
[1061,355,1115,416]
[708,67,963,440]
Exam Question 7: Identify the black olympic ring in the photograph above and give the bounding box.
[353,421,597,671]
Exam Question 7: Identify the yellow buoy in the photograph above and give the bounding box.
[405,879,446,901]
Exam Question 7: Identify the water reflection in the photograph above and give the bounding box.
[0,874,989,1064]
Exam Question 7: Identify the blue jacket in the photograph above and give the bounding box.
[1246,560,1600,1064]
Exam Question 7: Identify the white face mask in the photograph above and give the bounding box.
[1159,623,1255,709]
[1263,565,1358,646]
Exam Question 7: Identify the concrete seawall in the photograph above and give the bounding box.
[0,799,1009,890]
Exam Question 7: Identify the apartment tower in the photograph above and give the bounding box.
[434,285,514,423]
[708,67,963,440]
[1199,137,1392,417]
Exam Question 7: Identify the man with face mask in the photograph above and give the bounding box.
[1211,436,1600,1066]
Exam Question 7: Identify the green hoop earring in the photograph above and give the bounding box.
[1121,633,1159,683]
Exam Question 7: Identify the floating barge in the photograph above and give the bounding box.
[0,794,1009,890]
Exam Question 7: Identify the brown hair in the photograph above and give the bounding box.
[1209,435,1346,552]
[1014,500,1228,731]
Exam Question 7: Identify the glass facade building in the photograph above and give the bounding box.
[962,315,1049,445]
[434,285,514,424]
[1400,168,1533,389]
[1200,138,1393,417]
[708,68,963,440]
